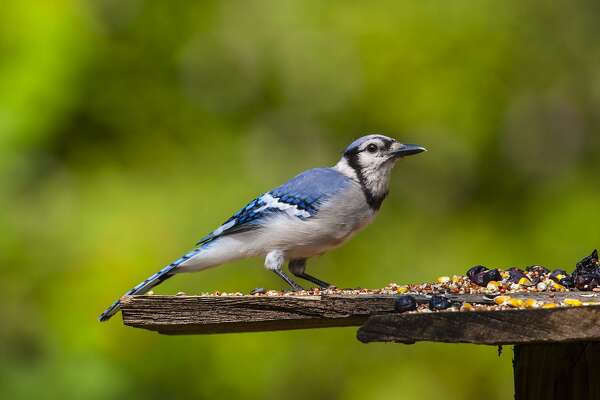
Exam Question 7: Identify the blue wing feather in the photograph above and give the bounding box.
[196,168,352,245]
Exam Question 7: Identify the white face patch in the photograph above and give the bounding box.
[336,136,403,209]
[356,138,397,165]
[358,153,394,197]
[334,157,359,181]
[355,139,398,197]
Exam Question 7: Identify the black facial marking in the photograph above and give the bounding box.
[344,150,387,210]
[380,138,392,151]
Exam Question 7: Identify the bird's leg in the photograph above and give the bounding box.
[265,250,304,291]
[272,269,305,291]
[289,259,334,289]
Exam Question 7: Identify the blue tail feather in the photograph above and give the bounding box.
[98,248,202,322]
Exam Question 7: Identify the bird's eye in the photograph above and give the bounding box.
[366,143,378,153]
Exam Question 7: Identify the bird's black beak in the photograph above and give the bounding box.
[390,144,427,158]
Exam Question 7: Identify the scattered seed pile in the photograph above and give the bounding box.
[395,249,600,313]
[154,250,600,313]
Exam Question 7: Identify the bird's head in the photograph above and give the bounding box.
[335,134,426,209]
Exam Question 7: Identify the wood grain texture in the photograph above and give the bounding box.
[121,294,397,334]
[121,292,600,339]
[514,342,600,400]
[357,306,600,345]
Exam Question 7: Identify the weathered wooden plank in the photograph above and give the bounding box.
[357,305,600,345]
[121,292,600,337]
[121,294,396,334]
[514,342,600,400]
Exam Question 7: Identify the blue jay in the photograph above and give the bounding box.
[99,134,426,321]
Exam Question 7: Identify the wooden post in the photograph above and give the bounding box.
[513,342,600,400]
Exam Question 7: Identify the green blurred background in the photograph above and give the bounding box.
[2,1,600,399]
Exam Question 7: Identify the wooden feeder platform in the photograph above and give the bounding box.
[120,291,600,400]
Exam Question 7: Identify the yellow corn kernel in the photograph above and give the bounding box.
[436,276,450,284]
[542,303,558,309]
[555,274,566,280]
[508,298,525,308]
[452,275,460,283]
[524,299,538,308]
[518,277,531,285]
[460,302,474,311]
[494,295,511,305]
[396,286,408,294]
[500,271,510,279]
[563,298,583,307]
[551,282,566,291]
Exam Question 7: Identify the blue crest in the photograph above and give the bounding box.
[343,134,396,154]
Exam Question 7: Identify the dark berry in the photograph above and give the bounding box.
[549,269,569,283]
[481,269,502,285]
[576,250,599,271]
[572,250,600,290]
[466,266,490,286]
[429,295,452,311]
[395,295,417,312]
[507,268,528,284]
[558,277,574,288]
